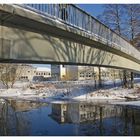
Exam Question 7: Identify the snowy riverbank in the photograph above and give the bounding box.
[0,80,140,101]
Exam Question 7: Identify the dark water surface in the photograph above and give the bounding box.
[0,98,140,136]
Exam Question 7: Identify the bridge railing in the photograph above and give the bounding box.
[18,4,140,61]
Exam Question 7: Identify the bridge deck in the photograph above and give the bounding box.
[0,4,140,73]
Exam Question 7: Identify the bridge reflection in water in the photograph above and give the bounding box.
[0,99,140,136]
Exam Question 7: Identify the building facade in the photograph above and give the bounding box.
[19,65,51,81]
[51,64,66,81]
[51,64,122,81]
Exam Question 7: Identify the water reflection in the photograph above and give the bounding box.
[50,102,122,124]
[0,99,48,136]
[0,99,140,136]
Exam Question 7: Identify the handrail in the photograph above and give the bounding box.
[15,4,140,61]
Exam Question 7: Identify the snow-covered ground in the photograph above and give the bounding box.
[0,79,140,102]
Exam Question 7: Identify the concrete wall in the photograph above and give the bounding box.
[1,25,140,72]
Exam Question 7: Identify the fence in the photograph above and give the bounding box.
[16,4,140,61]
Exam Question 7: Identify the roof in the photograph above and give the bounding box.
[36,67,51,72]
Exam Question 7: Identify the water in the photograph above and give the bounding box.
[0,98,140,136]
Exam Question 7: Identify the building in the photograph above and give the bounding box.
[51,65,96,81]
[19,65,51,81]
[18,64,36,81]
[51,64,122,81]
[51,64,66,81]
[34,67,51,81]
[78,66,96,80]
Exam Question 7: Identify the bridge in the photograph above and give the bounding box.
[0,4,140,73]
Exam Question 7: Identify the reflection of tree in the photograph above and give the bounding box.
[0,102,8,135]
[0,100,47,136]
[14,112,31,136]
[0,100,14,136]
[99,106,103,135]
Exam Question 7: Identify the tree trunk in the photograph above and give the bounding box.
[130,72,134,88]
[123,70,128,88]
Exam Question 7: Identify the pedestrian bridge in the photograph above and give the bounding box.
[0,4,140,72]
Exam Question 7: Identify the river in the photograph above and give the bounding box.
[0,98,140,136]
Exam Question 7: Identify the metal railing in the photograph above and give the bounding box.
[17,4,140,61]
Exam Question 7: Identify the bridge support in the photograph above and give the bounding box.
[98,67,102,88]
[130,72,134,88]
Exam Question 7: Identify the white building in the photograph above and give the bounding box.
[36,67,51,77]
[19,65,51,81]
[19,64,36,81]
[51,64,98,81]
[51,64,121,81]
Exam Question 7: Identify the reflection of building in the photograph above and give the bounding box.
[7,100,48,112]
[1,99,140,136]
[51,103,67,123]
[50,102,123,124]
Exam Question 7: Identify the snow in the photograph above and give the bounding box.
[0,80,140,103]
[71,87,138,100]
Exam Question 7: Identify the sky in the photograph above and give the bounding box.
[77,4,104,17]
[33,4,104,68]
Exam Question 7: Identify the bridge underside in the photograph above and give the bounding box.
[0,25,140,73]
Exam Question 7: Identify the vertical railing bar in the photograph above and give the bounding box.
[68,4,70,23]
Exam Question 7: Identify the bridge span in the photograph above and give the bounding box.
[0,4,140,72]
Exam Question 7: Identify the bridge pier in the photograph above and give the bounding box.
[98,67,102,88]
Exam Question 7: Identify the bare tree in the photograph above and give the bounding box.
[133,33,140,49]
[98,4,140,47]
[98,4,124,35]
[111,69,116,87]
[98,4,140,88]
[0,64,23,89]
[118,70,123,87]
[122,4,140,46]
